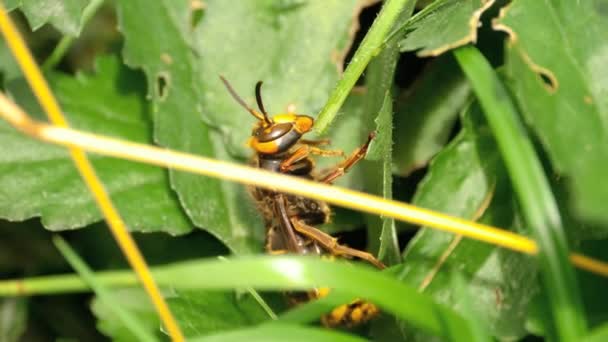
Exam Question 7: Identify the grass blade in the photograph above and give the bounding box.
[189,324,367,342]
[454,45,587,340]
[1,256,474,340]
[53,236,158,342]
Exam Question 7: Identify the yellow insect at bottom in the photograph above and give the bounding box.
[315,287,381,328]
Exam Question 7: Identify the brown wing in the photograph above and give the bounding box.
[272,193,304,254]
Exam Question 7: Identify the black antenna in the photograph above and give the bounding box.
[219,76,270,124]
[255,81,268,117]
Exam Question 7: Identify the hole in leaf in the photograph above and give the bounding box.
[539,73,553,88]
[536,69,558,93]
[156,73,170,100]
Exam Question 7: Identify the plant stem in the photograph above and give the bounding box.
[454,45,587,341]
[42,0,105,70]
[315,0,412,133]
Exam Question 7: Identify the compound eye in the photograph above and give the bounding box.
[255,122,293,142]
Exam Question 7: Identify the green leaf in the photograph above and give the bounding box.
[0,298,27,342]
[455,45,586,341]
[196,0,369,156]
[54,236,157,342]
[392,54,469,176]
[495,0,608,227]
[167,290,269,338]
[0,40,20,83]
[117,0,378,253]
[387,103,536,340]
[6,0,92,36]
[587,324,608,342]
[91,288,163,342]
[449,271,492,342]
[396,0,495,56]
[116,0,264,253]
[0,56,192,234]
[189,323,368,342]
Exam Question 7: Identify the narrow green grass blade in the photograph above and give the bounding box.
[315,0,413,133]
[0,256,472,339]
[52,236,158,342]
[189,323,367,342]
[453,45,587,340]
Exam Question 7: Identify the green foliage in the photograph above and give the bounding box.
[392,54,469,175]
[397,0,493,56]
[91,288,162,342]
[0,0,607,341]
[0,298,27,342]
[0,56,191,234]
[391,102,537,340]
[167,290,270,337]
[6,0,91,36]
[496,0,608,227]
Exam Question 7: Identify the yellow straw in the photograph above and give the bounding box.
[0,5,184,341]
[0,94,606,278]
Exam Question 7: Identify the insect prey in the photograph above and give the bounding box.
[220,76,386,327]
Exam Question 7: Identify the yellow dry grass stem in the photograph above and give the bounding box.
[0,5,185,342]
[0,93,607,278]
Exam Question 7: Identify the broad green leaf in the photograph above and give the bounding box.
[6,0,92,36]
[117,1,264,253]
[167,290,269,338]
[0,56,192,234]
[388,103,537,340]
[495,0,608,227]
[392,54,469,176]
[449,271,492,342]
[91,288,163,342]
[117,0,373,253]
[196,0,372,156]
[54,236,157,342]
[0,298,27,342]
[397,0,495,56]
[0,40,20,83]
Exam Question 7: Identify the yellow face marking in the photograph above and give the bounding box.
[250,139,279,154]
[271,114,313,134]
[272,113,297,123]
